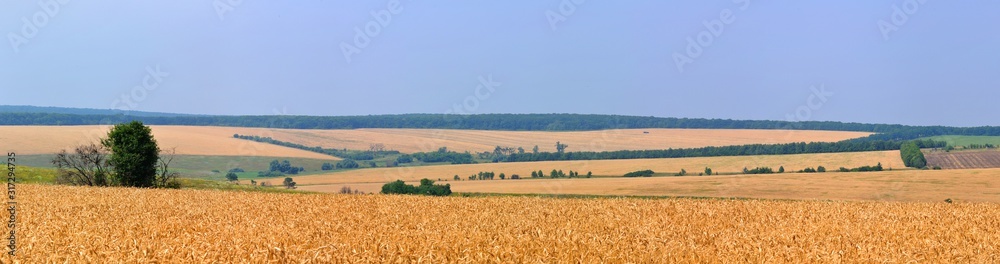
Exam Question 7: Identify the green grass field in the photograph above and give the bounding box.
[10,166,58,184]
[6,164,304,193]
[923,135,1000,147]
[14,154,340,179]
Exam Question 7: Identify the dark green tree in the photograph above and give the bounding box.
[283,177,297,189]
[102,121,160,187]
[704,167,712,176]
[900,141,927,168]
[226,172,238,182]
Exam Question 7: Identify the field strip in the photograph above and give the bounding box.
[249,128,872,153]
[0,125,335,159]
[299,168,1000,203]
[280,150,906,186]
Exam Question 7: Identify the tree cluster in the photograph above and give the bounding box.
[52,121,178,188]
[839,163,884,172]
[336,159,360,169]
[742,167,775,174]
[381,179,452,196]
[268,160,303,175]
[900,141,927,168]
[624,170,654,177]
[411,147,475,164]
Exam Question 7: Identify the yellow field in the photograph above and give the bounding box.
[0,125,868,158]
[303,168,1000,203]
[255,128,872,153]
[0,125,333,159]
[6,184,998,262]
[279,150,905,186]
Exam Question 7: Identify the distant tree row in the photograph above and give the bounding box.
[743,167,775,174]
[233,134,398,160]
[10,113,1000,140]
[624,170,654,177]
[381,179,452,196]
[492,139,945,163]
[411,147,475,164]
[839,163,884,172]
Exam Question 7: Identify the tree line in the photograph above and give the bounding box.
[381,179,452,196]
[493,139,945,163]
[233,134,399,160]
[6,112,1000,141]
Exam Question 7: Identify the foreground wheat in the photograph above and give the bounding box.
[3,184,998,263]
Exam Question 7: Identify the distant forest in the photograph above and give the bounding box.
[2,112,1000,142]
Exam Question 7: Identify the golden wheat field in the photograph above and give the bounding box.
[4,184,998,262]
[0,126,332,159]
[252,128,872,153]
[280,150,906,187]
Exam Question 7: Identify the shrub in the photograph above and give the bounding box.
[743,167,774,174]
[900,141,927,168]
[624,170,654,177]
[225,172,238,182]
[282,177,297,189]
[336,159,360,169]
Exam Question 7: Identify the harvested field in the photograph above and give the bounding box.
[925,149,1000,169]
[300,168,1000,202]
[0,125,869,157]
[281,150,906,186]
[6,184,999,262]
[257,128,872,153]
[0,126,333,159]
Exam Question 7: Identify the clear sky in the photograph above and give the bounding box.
[2,1,997,126]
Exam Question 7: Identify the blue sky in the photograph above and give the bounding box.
[1,1,997,126]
